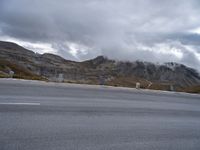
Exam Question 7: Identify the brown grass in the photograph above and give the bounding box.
[105,76,149,88]
[148,83,171,91]
[179,85,200,94]
[0,60,46,81]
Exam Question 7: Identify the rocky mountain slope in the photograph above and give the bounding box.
[0,41,200,92]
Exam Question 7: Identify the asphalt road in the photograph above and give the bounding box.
[0,79,200,150]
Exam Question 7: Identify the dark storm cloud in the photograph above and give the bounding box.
[0,0,200,70]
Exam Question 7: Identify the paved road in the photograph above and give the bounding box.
[0,79,200,150]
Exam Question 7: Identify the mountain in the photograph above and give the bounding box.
[0,41,200,93]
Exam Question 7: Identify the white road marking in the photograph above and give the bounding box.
[0,103,41,105]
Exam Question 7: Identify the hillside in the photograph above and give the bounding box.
[0,41,200,93]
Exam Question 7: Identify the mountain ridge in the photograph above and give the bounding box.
[0,41,200,93]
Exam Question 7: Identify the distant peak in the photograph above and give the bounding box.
[163,62,182,71]
[93,55,107,60]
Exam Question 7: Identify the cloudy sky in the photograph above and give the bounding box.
[0,0,200,70]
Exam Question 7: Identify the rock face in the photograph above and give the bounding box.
[0,41,200,90]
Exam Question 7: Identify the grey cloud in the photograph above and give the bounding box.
[0,0,200,70]
[170,33,200,48]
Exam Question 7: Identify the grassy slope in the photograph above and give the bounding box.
[105,76,149,88]
[180,86,200,94]
[105,76,173,91]
[0,60,46,81]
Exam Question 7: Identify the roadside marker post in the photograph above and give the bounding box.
[58,73,64,82]
[9,70,14,78]
[136,82,140,89]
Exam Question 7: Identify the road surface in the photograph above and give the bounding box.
[0,79,200,150]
